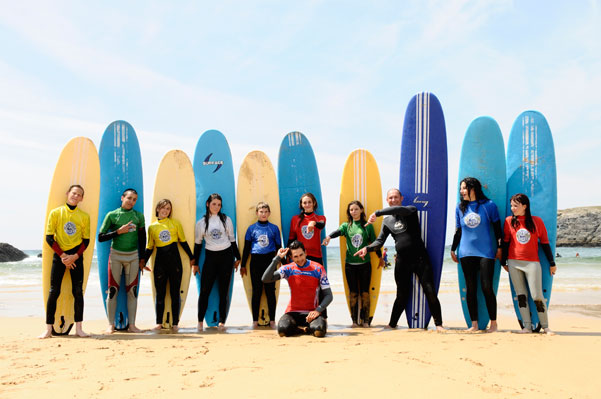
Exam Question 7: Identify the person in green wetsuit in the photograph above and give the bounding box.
[98,189,147,334]
[322,200,382,327]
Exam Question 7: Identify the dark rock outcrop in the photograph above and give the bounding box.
[0,243,28,262]
[557,206,601,247]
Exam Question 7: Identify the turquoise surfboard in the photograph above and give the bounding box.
[278,132,327,268]
[400,92,448,328]
[193,130,236,327]
[457,116,506,330]
[506,111,557,331]
[97,121,144,330]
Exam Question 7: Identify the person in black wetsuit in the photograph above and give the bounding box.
[355,188,445,332]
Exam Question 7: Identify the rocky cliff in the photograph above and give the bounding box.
[0,243,28,262]
[557,206,601,247]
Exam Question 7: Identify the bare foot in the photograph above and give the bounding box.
[197,322,203,332]
[75,323,90,338]
[436,325,446,333]
[543,328,555,336]
[252,321,259,329]
[486,321,498,333]
[127,325,142,333]
[518,327,532,334]
[171,325,179,333]
[361,322,369,328]
[217,323,226,332]
[269,321,276,329]
[383,325,394,330]
[466,321,479,332]
[38,325,53,339]
[351,323,359,328]
[152,324,163,331]
[105,325,116,334]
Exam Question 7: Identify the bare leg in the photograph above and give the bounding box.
[486,320,498,333]
[38,325,53,339]
[75,322,90,337]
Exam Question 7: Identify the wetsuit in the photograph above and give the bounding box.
[365,206,443,327]
[262,255,332,337]
[241,221,282,322]
[98,207,146,326]
[328,221,380,324]
[194,214,241,324]
[45,203,90,325]
[452,200,502,323]
[502,215,555,329]
[144,217,193,326]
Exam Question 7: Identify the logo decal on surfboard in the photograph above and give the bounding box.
[203,153,224,173]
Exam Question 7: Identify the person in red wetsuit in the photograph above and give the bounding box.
[288,193,326,263]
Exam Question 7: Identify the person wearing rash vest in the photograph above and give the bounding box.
[288,192,327,318]
[322,200,382,327]
[355,189,445,332]
[142,199,194,333]
[40,185,91,339]
[262,241,332,337]
[98,188,147,334]
[240,202,281,328]
[450,177,502,333]
[501,193,556,335]
[194,193,241,332]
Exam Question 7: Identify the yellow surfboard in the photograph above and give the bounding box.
[42,137,100,334]
[339,149,383,324]
[150,150,196,328]
[236,151,282,326]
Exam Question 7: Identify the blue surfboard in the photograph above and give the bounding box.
[506,111,557,331]
[96,121,144,330]
[193,130,236,327]
[400,92,448,328]
[457,116,506,330]
[278,132,327,268]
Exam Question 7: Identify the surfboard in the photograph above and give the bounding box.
[339,149,383,325]
[399,92,448,328]
[237,151,282,326]
[457,116,506,330]
[150,149,195,328]
[96,121,143,330]
[42,137,100,335]
[278,132,327,268]
[192,130,236,327]
[506,110,557,331]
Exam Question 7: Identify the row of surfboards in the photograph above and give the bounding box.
[42,92,556,334]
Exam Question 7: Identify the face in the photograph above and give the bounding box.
[66,187,84,206]
[158,203,171,219]
[349,204,362,221]
[460,182,474,201]
[121,192,138,210]
[290,247,307,266]
[208,199,222,215]
[510,200,527,216]
[257,207,270,222]
[386,190,402,207]
[301,196,315,213]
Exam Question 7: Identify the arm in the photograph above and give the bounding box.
[375,206,414,218]
[315,288,333,313]
[45,235,64,256]
[541,243,555,266]
[240,239,252,269]
[179,241,194,262]
[501,240,509,268]
[366,225,389,252]
[262,248,288,283]
[322,228,341,246]
[450,227,461,263]
[137,228,147,260]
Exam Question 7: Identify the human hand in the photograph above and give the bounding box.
[502,265,508,272]
[450,251,458,263]
[117,222,135,235]
[322,236,330,246]
[277,247,289,258]
[240,266,247,277]
[233,259,241,270]
[354,248,367,259]
[192,265,199,276]
[550,265,557,276]
[306,221,316,233]
[139,259,151,273]
[306,310,321,323]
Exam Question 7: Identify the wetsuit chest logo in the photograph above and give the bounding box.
[515,228,531,244]
[301,225,314,239]
[63,221,77,236]
[159,229,171,242]
[210,229,223,240]
[258,234,269,247]
[464,212,481,228]
[393,220,406,233]
[351,233,363,248]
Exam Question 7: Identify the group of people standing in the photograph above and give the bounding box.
[40,177,556,338]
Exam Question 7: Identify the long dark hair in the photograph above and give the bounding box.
[459,177,489,213]
[346,200,367,226]
[203,193,227,232]
[510,193,536,233]
[297,192,318,227]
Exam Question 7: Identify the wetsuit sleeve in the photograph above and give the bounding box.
[45,235,64,256]
[451,227,462,252]
[194,243,203,265]
[501,240,509,266]
[179,241,194,260]
[288,217,298,245]
[137,227,146,259]
[98,230,118,242]
[241,239,252,268]
[315,221,325,230]
[262,255,284,283]
[143,248,153,263]
[327,229,342,239]
[365,225,381,257]
[493,220,502,248]
[375,206,414,217]
[273,225,282,250]
[541,243,555,266]
[366,225,390,252]
[230,240,241,261]
[76,239,89,257]
[315,287,333,313]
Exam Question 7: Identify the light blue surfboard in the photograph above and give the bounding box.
[457,116,506,330]
[97,120,144,330]
[278,132,327,268]
[506,111,557,331]
[400,92,448,329]
[193,130,236,327]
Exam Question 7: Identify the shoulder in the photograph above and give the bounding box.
[77,208,90,218]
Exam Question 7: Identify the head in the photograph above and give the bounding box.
[205,193,223,216]
[288,240,307,266]
[510,193,530,217]
[66,185,85,206]
[299,193,318,213]
[121,188,138,210]
[155,199,172,219]
[347,200,366,223]
[386,188,403,207]
[256,202,271,222]
[459,177,486,202]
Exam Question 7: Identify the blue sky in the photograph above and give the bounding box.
[1,1,600,249]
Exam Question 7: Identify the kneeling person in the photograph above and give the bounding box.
[262,241,332,337]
